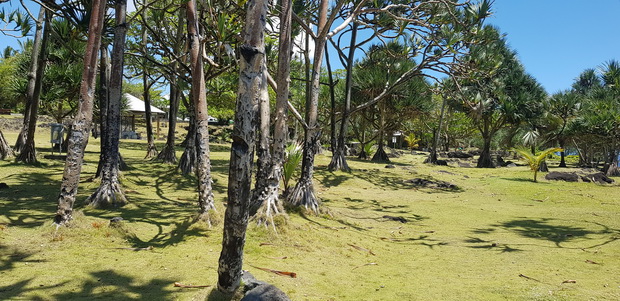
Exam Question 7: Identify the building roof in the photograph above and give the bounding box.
[124,93,166,115]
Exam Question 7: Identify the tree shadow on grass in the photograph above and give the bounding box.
[0,171,60,228]
[51,270,175,301]
[500,177,549,184]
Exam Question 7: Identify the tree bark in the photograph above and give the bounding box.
[477,134,495,168]
[427,96,447,165]
[88,0,128,208]
[141,0,157,159]
[16,8,50,164]
[217,0,266,293]
[95,44,111,178]
[178,94,197,175]
[54,0,107,225]
[328,21,357,172]
[186,0,215,222]
[250,0,292,226]
[371,101,390,163]
[0,130,14,160]
[286,0,329,213]
[558,138,567,167]
[14,7,45,154]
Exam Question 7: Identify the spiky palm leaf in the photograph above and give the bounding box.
[282,142,303,191]
[514,147,562,182]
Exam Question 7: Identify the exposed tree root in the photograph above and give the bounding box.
[13,131,26,154]
[328,150,350,172]
[0,131,14,160]
[87,179,127,208]
[155,144,177,164]
[145,143,158,159]
[286,178,319,214]
[251,183,286,231]
[178,147,196,175]
[15,141,37,164]
[371,146,390,163]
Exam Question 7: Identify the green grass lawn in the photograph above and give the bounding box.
[0,125,619,300]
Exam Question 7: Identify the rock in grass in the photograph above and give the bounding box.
[545,172,579,182]
[109,217,124,227]
[581,173,614,184]
[385,164,395,169]
[241,271,291,301]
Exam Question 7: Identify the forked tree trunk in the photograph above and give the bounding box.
[217,0,266,293]
[88,0,128,208]
[286,0,329,213]
[186,0,215,222]
[328,22,357,172]
[54,0,106,225]
[16,9,50,164]
[250,0,292,226]
[0,130,13,160]
[14,8,45,154]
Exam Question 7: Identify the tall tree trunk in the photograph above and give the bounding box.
[16,8,50,163]
[0,130,14,160]
[286,0,329,213]
[371,101,390,163]
[141,0,157,159]
[328,22,357,172]
[558,138,567,167]
[325,46,337,153]
[187,0,215,222]
[54,0,107,225]
[95,44,111,178]
[156,7,185,164]
[250,0,292,226]
[14,7,45,154]
[88,0,128,208]
[217,0,266,293]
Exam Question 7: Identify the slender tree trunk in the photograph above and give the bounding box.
[325,46,337,153]
[427,96,447,164]
[54,0,107,225]
[187,0,215,222]
[0,130,13,160]
[156,7,185,164]
[16,9,50,163]
[250,0,292,226]
[88,0,128,208]
[558,138,567,167]
[217,0,266,293]
[95,44,111,178]
[286,0,329,213]
[328,22,357,172]
[371,101,390,163]
[14,8,45,154]
[141,0,157,159]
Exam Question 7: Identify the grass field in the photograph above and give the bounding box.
[0,123,619,300]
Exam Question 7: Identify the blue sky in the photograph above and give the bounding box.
[1,0,619,94]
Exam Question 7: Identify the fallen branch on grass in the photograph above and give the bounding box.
[108,246,153,251]
[249,264,297,278]
[352,262,377,270]
[173,282,211,288]
[348,243,376,256]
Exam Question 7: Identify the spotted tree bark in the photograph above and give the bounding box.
[217,0,266,293]
[95,44,111,179]
[88,0,128,208]
[186,0,215,222]
[250,0,292,226]
[178,94,197,175]
[54,0,106,225]
[16,8,49,164]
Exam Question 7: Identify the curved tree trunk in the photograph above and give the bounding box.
[217,0,265,293]
[54,0,106,225]
[14,8,45,154]
[186,0,215,222]
[0,130,14,160]
[328,22,357,172]
[286,0,329,213]
[16,8,50,164]
[156,84,179,163]
[250,0,292,227]
[88,0,128,208]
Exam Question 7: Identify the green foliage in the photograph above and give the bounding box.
[404,133,420,150]
[282,141,303,191]
[363,140,376,157]
[513,147,562,182]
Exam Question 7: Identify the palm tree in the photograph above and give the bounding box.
[514,147,562,182]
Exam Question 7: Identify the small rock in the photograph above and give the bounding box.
[385,164,395,168]
[109,217,124,227]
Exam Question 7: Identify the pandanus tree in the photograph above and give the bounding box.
[54,0,107,225]
[545,91,581,167]
[217,0,268,292]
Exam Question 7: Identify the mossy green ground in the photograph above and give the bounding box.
[0,126,619,300]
